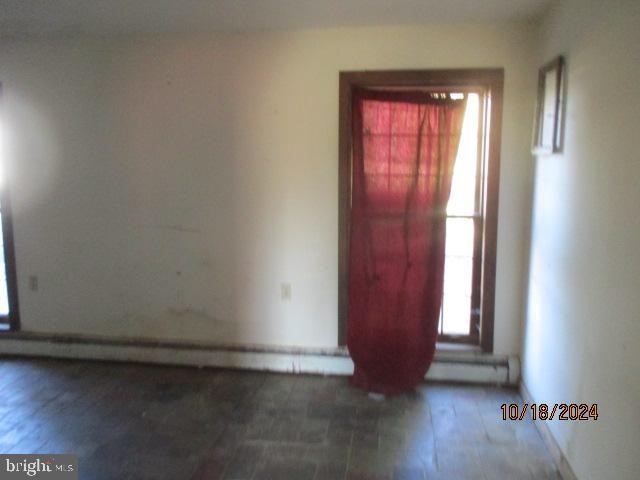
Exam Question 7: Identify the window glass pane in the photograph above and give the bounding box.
[441,218,474,335]
[541,69,558,147]
[439,93,480,337]
[447,93,479,217]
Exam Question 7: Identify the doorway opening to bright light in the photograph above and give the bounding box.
[0,92,20,331]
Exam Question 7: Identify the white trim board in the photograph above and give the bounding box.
[0,335,516,385]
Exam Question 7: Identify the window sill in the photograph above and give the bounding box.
[436,342,482,353]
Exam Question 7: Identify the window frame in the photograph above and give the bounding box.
[0,83,21,331]
[338,69,503,352]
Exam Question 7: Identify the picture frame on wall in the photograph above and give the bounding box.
[532,56,565,154]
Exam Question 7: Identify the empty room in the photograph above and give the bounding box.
[0,0,638,479]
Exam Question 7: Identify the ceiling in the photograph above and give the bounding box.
[0,0,551,37]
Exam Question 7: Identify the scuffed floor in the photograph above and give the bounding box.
[0,358,559,479]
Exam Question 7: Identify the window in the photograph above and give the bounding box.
[338,70,503,352]
[0,84,20,331]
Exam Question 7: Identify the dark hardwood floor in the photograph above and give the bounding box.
[0,358,559,479]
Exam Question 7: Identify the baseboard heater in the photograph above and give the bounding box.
[0,332,517,385]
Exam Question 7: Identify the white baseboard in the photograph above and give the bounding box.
[520,382,578,480]
[0,332,515,385]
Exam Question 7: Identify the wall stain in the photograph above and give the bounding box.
[201,258,213,269]
[167,307,220,323]
[141,224,202,234]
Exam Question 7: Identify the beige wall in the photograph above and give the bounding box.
[1,24,537,353]
[522,1,640,478]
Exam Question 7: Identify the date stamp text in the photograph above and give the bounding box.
[501,403,598,421]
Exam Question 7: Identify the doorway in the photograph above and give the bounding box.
[0,86,20,331]
[338,69,503,352]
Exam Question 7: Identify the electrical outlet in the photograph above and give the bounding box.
[28,275,39,291]
[281,283,291,301]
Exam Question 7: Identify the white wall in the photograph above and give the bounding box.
[522,1,640,478]
[0,24,537,353]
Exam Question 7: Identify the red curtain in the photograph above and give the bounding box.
[347,89,467,395]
